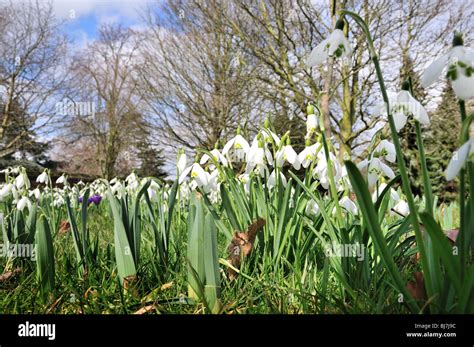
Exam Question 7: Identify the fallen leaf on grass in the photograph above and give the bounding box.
[0,268,22,283]
[227,218,266,281]
[160,281,173,291]
[407,271,427,302]
[134,305,156,314]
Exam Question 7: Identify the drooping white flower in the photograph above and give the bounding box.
[222,132,250,163]
[0,183,13,201]
[203,169,219,194]
[393,90,430,131]
[246,138,269,176]
[275,143,301,170]
[200,149,228,167]
[445,137,474,181]
[36,171,49,185]
[179,163,218,194]
[147,187,159,202]
[338,196,358,215]
[238,173,251,194]
[260,128,281,147]
[306,20,351,67]
[177,151,187,176]
[179,163,208,186]
[422,34,474,100]
[305,199,320,216]
[313,151,342,190]
[53,193,65,207]
[17,196,30,211]
[306,113,318,134]
[125,173,140,191]
[374,140,396,163]
[15,173,26,189]
[298,143,320,169]
[267,169,288,189]
[31,188,41,200]
[358,157,395,188]
[56,174,67,185]
[392,200,410,217]
[371,182,400,203]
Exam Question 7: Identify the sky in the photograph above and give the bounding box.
[50,0,153,48]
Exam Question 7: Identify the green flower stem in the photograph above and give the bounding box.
[321,131,344,225]
[457,99,470,280]
[48,171,56,230]
[341,9,434,300]
[459,100,466,233]
[414,121,434,215]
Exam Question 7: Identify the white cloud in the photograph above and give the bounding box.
[51,0,144,21]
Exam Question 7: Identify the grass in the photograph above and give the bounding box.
[0,172,463,314]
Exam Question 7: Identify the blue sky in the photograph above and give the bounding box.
[51,0,152,47]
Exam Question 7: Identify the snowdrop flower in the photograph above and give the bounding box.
[16,196,30,211]
[204,169,219,194]
[445,136,474,181]
[251,134,275,167]
[306,113,318,135]
[267,169,287,189]
[307,20,351,67]
[358,157,395,188]
[177,150,187,176]
[53,194,65,207]
[0,183,13,201]
[371,182,400,203]
[147,187,159,202]
[246,136,269,176]
[305,199,320,216]
[390,87,430,131]
[36,171,49,185]
[392,200,410,217]
[179,162,213,193]
[260,124,281,147]
[275,139,301,170]
[200,148,228,168]
[31,188,41,200]
[208,189,221,204]
[15,172,28,189]
[56,174,67,185]
[238,173,251,194]
[422,33,474,100]
[358,140,396,188]
[146,180,161,202]
[313,151,342,190]
[298,142,320,169]
[374,140,396,163]
[125,173,140,190]
[338,196,358,215]
[222,128,250,163]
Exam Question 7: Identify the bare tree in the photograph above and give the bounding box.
[138,0,265,153]
[62,25,145,178]
[0,0,67,159]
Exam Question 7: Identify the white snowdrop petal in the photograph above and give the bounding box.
[422,53,449,87]
[451,74,474,100]
[306,39,329,67]
[445,140,471,181]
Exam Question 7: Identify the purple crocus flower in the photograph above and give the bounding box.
[78,195,102,206]
[88,195,102,206]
